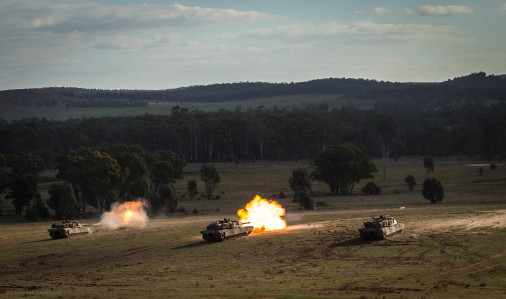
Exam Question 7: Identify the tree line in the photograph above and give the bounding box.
[0,103,505,169]
[0,146,186,218]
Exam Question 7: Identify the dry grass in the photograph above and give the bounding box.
[1,157,505,298]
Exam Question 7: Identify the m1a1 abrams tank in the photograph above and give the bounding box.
[201,218,254,242]
[359,215,404,240]
[48,220,90,239]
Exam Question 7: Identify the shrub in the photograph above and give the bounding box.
[422,177,444,204]
[490,163,497,170]
[404,175,416,192]
[192,208,199,214]
[294,188,315,210]
[363,181,381,195]
[278,191,286,199]
[187,180,198,198]
[423,156,434,173]
[316,200,329,207]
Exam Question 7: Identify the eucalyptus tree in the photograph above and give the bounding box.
[5,152,45,215]
[312,142,377,195]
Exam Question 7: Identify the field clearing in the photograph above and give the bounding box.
[0,94,348,121]
[1,158,506,298]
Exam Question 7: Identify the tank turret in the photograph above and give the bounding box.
[48,220,90,239]
[359,215,404,239]
[201,218,254,241]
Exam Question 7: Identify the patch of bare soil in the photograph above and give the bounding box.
[409,210,506,237]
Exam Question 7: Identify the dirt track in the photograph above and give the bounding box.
[410,210,506,237]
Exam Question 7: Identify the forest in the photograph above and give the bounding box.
[0,72,505,168]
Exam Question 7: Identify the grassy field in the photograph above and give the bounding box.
[1,158,505,298]
[0,94,347,121]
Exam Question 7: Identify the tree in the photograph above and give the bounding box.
[363,181,381,195]
[294,188,314,210]
[56,149,121,215]
[289,167,312,193]
[187,180,198,198]
[6,152,45,215]
[160,184,178,214]
[312,143,377,195]
[200,164,220,199]
[48,183,79,220]
[105,145,151,200]
[150,150,186,197]
[423,156,434,173]
[289,167,314,210]
[404,175,416,192]
[422,177,444,204]
[25,197,50,221]
[0,152,7,195]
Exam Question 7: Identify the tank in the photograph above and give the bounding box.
[359,215,404,240]
[201,218,254,241]
[48,220,90,239]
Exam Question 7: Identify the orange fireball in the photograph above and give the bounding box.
[100,199,149,230]
[237,195,286,232]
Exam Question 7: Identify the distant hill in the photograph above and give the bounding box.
[0,72,504,119]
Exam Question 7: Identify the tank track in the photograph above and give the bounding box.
[49,231,89,239]
[67,232,89,238]
[203,231,252,242]
[383,229,403,238]
[222,231,251,241]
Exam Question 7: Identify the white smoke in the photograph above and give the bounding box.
[98,200,149,230]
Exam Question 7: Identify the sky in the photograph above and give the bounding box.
[1,0,505,90]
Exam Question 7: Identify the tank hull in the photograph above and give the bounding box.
[201,226,254,242]
[48,225,90,239]
[359,223,404,240]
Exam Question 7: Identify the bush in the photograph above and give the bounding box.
[278,191,286,199]
[404,175,416,192]
[192,208,199,214]
[422,177,444,204]
[294,188,315,210]
[490,163,497,170]
[316,200,329,207]
[363,181,381,195]
[187,180,198,198]
[423,156,435,173]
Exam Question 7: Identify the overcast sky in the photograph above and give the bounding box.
[1,0,505,90]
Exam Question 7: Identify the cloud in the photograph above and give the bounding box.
[226,21,475,45]
[417,5,473,16]
[0,0,280,69]
[354,7,392,15]
[0,1,280,34]
[501,4,506,11]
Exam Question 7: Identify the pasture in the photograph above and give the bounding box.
[0,94,344,121]
[1,158,505,298]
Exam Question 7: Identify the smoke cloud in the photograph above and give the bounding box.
[98,199,149,230]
